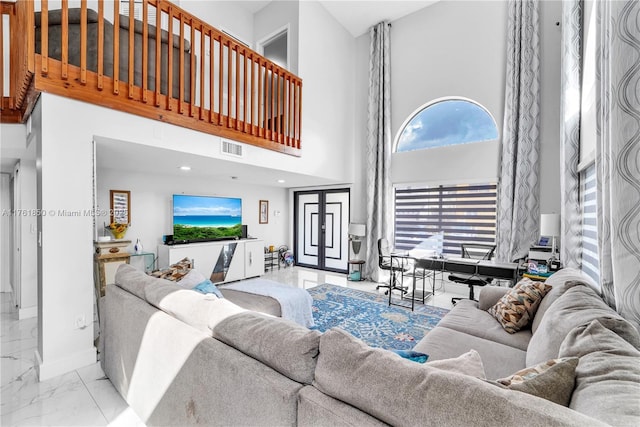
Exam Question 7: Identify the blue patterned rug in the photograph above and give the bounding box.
[308,284,449,350]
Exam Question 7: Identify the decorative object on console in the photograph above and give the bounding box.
[540,213,560,261]
[106,222,128,240]
[110,189,130,225]
[259,200,269,224]
[348,223,366,255]
[134,238,143,254]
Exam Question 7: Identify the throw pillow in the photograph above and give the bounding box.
[193,279,224,298]
[488,357,579,406]
[488,278,551,333]
[426,349,486,379]
[392,349,429,363]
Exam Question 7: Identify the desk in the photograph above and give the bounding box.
[415,257,521,297]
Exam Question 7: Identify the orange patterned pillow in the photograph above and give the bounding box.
[488,278,551,333]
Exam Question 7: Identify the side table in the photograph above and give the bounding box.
[347,260,365,281]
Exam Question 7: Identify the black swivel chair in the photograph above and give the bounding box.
[376,238,409,295]
[450,243,497,305]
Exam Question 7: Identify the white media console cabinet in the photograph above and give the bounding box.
[157,239,265,284]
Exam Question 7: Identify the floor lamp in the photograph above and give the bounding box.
[348,224,366,258]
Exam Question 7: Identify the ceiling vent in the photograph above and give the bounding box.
[221,140,243,158]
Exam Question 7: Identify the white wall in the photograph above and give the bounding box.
[0,173,11,292]
[180,0,254,47]
[538,0,562,215]
[95,167,290,259]
[37,97,96,381]
[352,0,562,219]
[16,156,38,319]
[388,1,506,186]
[297,1,356,186]
[254,0,299,74]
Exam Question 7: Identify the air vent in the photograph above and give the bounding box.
[221,140,243,157]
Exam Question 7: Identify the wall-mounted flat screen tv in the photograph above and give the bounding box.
[173,194,242,243]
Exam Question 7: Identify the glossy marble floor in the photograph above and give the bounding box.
[0,266,463,426]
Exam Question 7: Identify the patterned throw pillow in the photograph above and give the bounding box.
[488,278,551,333]
[490,357,579,406]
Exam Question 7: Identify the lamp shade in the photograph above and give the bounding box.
[348,223,366,237]
[540,214,560,237]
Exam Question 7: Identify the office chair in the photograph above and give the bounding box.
[376,238,409,295]
[450,243,497,305]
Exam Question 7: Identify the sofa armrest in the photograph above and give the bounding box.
[478,285,509,311]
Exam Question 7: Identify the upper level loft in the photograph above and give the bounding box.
[0,0,302,156]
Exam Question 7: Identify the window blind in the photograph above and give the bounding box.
[580,163,599,285]
[394,183,497,256]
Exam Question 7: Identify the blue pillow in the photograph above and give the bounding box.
[393,349,429,363]
[193,279,224,298]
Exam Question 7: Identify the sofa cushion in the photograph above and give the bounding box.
[478,285,510,311]
[115,263,175,300]
[488,279,551,333]
[313,328,606,427]
[490,357,578,406]
[414,326,527,380]
[426,349,486,378]
[212,312,321,384]
[526,282,636,366]
[143,280,246,333]
[559,319,640,426]
[531,268,598,334]
[436,299,532,351]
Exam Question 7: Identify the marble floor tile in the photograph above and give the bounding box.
[76,363,145,426]
[1,370,107,427]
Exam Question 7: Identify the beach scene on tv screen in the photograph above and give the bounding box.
[173,195,242,241]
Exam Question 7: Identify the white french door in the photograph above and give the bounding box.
[294,189,350,272]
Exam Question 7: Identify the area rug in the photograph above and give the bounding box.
[308,284,449,350]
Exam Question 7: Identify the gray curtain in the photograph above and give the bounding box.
[559,0,583,269]
[364,21,392,282]
[595,0,640,329]
[496,0,541,262]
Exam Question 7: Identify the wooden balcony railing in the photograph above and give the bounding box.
[1,0,302,155]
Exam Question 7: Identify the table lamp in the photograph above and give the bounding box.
[348,223,366,256]
[540,214,560,260]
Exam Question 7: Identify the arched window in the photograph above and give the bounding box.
[395,98,498,152]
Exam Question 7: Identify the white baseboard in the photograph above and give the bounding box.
[18,305,37,320]
[36,346,97,381]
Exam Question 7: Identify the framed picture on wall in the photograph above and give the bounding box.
[110,190,130,224]
[259,200,269,224]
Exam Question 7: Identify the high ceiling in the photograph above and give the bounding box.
[236,0,439,37]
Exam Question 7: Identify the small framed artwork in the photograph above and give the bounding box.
[110,190,131,225]
[259,200,269,224]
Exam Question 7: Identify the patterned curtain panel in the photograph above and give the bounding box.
[364,21,392,282]
[496,0,541,262]
[559,0,583,269]
[595,0,640,329]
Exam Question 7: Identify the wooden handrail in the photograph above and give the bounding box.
[3,0,303,154]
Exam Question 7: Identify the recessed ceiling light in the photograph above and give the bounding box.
[179,166,191,171]
[277,179,285,183]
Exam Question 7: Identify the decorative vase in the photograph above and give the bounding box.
[134,238,143,254]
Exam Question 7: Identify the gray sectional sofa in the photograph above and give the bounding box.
[103,265,640,426]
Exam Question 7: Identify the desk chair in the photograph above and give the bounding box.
[376,238,409,295]
[450,243,497,305]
